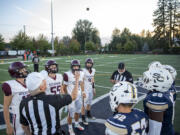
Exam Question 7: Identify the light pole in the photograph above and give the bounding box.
[84,7,90,54]
[51,0,54,56]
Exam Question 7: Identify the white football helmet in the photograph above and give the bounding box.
[109,81,138,112]
[163,65,177,81]
[143,67,173,92]
[148,61,162,69]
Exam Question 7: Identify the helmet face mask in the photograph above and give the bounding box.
[8,62,29,78]
[45,60,58,74]
[85,58,93,69]
[19,68,29,78]
[163,65,177,81]
[109,82,138,112]
[71,60,81,72]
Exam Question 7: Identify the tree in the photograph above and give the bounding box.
[85,41,96,51]
[109,28,122,51]
[153,0,180,49]
[116,43,123,52]
[72,19,101,53]
[59,43,69,55]
[0,34,5,51]
[124,40,137,53]
[69,39,80,54]
[54,36,60,55]
[61,36,71,46]
[10,30,33,50]
[36,34,51,54]
[112,28,121,37]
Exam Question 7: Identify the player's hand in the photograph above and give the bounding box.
[82,92,86,98]
[75,71,80,81]
[6,125,13,135]
[115,80,120,84]
[93,88,96,96]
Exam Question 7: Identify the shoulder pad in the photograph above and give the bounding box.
[105,120,128,135]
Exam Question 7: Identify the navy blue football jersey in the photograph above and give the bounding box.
[105,108,148,135]
[143,91,174,135]
[169,81,176,102]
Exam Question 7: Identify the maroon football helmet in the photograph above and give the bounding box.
[45,60,58,73]
[8,62,28,78]
[71,59,81,72]
[85,58,94,69]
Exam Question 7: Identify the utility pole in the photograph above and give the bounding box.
[51,0,55,56]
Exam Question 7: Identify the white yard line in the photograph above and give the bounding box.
[61,118,106,126]
[95,55,149,67]
[0,57,63,65]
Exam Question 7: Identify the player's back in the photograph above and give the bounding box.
[143,91,174,135]
[105,108,148,135]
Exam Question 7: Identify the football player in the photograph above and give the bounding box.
[81,58,96,125]
[63,59,86,135]
[1,62,29,135]
[44,60,64,95]
[105,81,148,135]
[143,67,174,135]
[163,65,177,102]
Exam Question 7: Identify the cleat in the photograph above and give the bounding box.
[74,123,84,131]
[69,128,75,135]
[82,118,89,125]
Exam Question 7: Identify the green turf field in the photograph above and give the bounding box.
[0,54,180,134]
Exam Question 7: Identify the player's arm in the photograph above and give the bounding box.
[81,77,86,98]
[127,72,133,83]
[110,71,116,84]
[63,73,68,94]
[62,84,68,94]
[71,71,80,100]
[2,83,14,135]
[60,83,65,94]
[3,95,13,135]
[145,101,167,135]
[21,125,31,135]
[147,110,163,135]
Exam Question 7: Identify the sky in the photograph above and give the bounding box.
[0,0,158,44]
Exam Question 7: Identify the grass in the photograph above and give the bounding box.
[0,54,180,134]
